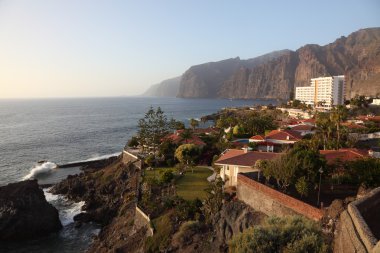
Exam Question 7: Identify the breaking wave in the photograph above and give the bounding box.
[23,162,57,180]
[44,188,85,226]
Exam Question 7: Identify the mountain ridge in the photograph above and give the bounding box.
[143,27,380,99]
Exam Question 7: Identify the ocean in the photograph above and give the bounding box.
[0,96,276,252]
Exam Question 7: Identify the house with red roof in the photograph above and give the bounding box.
[163,131,206,147]
[341,122,367,132]
[249,129,304,152]
[319,148,370,179]
[298,118,316,126]
[215,149,281,186]
[320,148,369,165]
[357,115,380,123]
[289,124,316,136]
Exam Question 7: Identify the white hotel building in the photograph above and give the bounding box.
[295,75,345,109]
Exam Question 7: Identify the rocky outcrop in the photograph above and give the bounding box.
[51,156,146,252]
[0,180,62,240]
[177,27,380,99]
[210,200,266,251]
[143,76,181,97]
[168,200,266,253]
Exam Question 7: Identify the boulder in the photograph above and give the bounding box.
[0,180,62,240]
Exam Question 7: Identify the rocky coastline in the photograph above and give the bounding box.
[0,179,62,241]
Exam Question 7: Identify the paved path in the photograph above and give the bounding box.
[206,166,216,182]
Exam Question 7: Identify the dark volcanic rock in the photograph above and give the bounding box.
[211,200,266,251]
[0,180,62,241]
[51,157,146,252]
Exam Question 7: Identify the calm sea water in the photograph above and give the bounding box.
[0,96,276,252]
[0,96,276,186]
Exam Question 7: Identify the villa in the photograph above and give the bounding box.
[163,131,206,147]
[320,148,369,164]
[215,149,281,186]
[249,129,304,152]
[288,124,316,136]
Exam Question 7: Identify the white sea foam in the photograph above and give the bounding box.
[43,188,85,226]
[44,189,59,202]
[23,162,57,180]
[59,200,85,226]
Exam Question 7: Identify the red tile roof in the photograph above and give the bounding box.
[300,118,316,124]
[215,149,281,167]
[290,124,315,131]
[320,148,369,164]
[163,133,206,146]
[249,135,265,141]
[357,116,380,122]
[265,129,303,141]
[341,122,367,129]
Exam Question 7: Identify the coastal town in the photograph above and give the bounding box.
[1,4,379,250]
[2,73,380,253]
[111,74,380,252]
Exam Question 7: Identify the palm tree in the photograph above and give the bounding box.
[190,118,199,130]
[180,129,193,144]
[330,105,348,149]
[316,112,330,150]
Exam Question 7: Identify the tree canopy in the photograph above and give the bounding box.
[137,106,173,152]
[175,144,200,166]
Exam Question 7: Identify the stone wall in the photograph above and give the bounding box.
[236,173,323,221]
[135,206,154,237]
[334,188,380,253]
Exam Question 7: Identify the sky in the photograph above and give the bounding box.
[0,0,379,98]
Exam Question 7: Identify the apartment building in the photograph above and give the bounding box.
[295,75,345,109]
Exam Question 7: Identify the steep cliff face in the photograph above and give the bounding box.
[177,27,380,99]
[219,51,298,99]
[294,28,380,98]
[143,76,181,97]
[178,51,291,98]
[178,57,242,98]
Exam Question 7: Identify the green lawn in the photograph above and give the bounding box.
[176,166,213,200]
[144,167,174,180]
[143,166,213,200]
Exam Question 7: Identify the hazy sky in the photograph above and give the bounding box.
[0,0,379,98]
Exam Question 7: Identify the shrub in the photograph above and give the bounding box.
[229,216,327,253]
[160,170,174,184]
[172,220,202,247]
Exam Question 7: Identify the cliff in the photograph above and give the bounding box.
[143,76,181,97]
[175,27,380,99]
[178,50,290,98]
